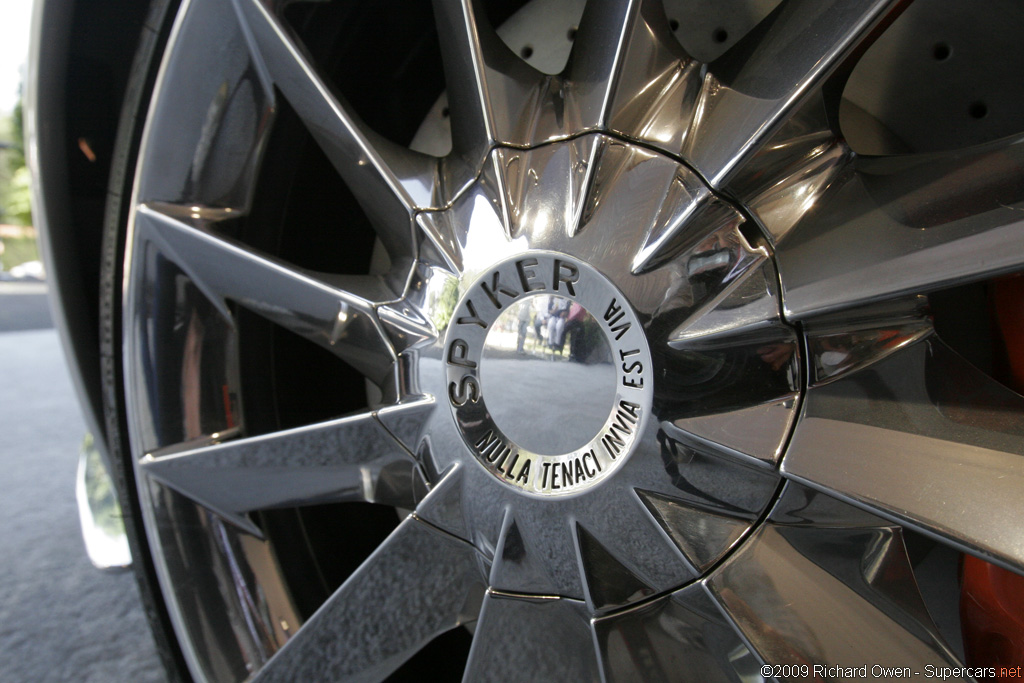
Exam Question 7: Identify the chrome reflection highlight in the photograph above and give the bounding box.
[76,434,132,572]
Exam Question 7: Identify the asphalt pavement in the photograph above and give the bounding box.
[0,281,53,332]
[0,285,165,682]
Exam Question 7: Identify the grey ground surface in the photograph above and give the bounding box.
[481,356,616,453]
[0,282,53,332]
[0,291,165,682]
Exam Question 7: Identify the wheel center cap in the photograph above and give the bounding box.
[444,252,653,496]
[481,294,615,453]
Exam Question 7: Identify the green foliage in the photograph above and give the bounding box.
[427,274,460,331]
[1,96,31,227]
[5,166,32,226]
[0,236,39,271]
[10,97,24,162]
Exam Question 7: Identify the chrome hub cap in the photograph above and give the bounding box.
[120,0,1024,679]
[407,133,796,602]
[480,292,618,454]
[447,251,652,494]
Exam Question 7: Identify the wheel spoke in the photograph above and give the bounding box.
[635,489,750,572]
[136,203,398,387]
[661,255,801,466]
[574,495,696,611]
[707,519,962,670]
[666,252,783,348]
[462,593,599,683]
[666,396,799,467]
[569,0,692,138]
[782,335,1024,572]
[737,100,854,244]
[489,510,564,597]
[628,429,782,519]
[486,136,601,241]
[376,397,438,455]
[804,300,932,386]
[231,0,438,256]
[627,167,717,275]
[746,138,852,245]
[141,407,421,534]
[432,0,497,154]
[777,135,1024,318]
[253,517,486,682]
[650,217,767,320]
[433,0,552,154]
[593,583,756,683]
[682,0,900,188]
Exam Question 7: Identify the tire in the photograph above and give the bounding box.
[99,0,193,680]
[101,0,1024,681]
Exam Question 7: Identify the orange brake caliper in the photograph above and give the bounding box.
[960,275,1024,675]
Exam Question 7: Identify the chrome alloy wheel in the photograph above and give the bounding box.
[115,0,1024,680]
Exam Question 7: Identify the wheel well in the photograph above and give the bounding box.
[33,0,157,451]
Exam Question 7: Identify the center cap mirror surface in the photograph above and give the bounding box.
[481,294,615,454]
[444,252,653,496]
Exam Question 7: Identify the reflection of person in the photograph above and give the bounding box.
[566,302,585,360]
[516,304,531,353]
[534,303,547,344]
[547,297,570,354]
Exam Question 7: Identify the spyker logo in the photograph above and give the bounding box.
[444,252,653,496]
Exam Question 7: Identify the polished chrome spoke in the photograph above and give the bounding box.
[656,255,801,467]
[731,94,854,244]
[488,509,564,596]
[433,0,553,155]
[136,203,399,388]
[254,517,486,682]
[635,489,751,572]
[461,593,599,683]
[574,494,696,611]
[657,221,769,331]
[570,0,692,139]
[666,397,799,467]
[432,0,496,156]
[416,206,472,274]
[231,0,438,256]
[707,519,962,670]
[627,164,717,275]
[745,137,852,245]
[486,137,601,241]
[683,0,899,188]
[803,298,932,386]
[593,583,755,683]
[776,135,1024,318]
[782,335,1024,572]
[667,254,785,346]
[140,406,423,534]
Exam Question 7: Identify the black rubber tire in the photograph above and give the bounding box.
[98,0,191,680]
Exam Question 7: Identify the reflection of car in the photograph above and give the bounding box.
[7,259,45,281]
[28,0,1024,680]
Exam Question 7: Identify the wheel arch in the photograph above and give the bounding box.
[27,0,166,458]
